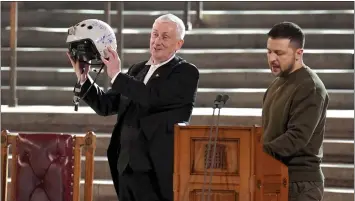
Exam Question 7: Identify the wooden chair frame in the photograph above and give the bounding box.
[1,130,96,201]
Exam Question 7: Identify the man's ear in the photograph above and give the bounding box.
[176,39,184,50]
[295,48,304,60]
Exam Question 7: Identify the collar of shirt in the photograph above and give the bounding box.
[142,54,175,84]
[145,54,176,68]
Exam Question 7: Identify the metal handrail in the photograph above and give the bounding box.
[183,1,204,30]
[9,1,18,107]
[195,1,204,27]
[103,1,124,91]
[116,1,124,75]
[183,2,192,30]
[104,1,112,91]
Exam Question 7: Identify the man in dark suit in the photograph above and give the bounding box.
[67,14,199,201]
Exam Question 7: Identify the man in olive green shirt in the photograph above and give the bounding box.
[262,22,329,201]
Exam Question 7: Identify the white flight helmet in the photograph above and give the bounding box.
[66,19,117,64]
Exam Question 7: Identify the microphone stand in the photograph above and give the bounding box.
[201,94,222,201]
[206,94,229,201]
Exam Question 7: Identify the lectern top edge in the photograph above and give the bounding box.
[175,123,262,130]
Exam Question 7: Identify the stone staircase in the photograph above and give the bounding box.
[1,1,354,201]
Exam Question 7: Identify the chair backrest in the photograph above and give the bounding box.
[1,130,96,201]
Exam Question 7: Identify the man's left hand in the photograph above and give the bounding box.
[101,46,121,79]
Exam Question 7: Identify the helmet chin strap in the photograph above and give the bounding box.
[72,62,105,112]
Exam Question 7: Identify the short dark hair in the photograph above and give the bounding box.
[268,22,305,49]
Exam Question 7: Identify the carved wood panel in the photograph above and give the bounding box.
[204,144,227,169]
[189,189,239,201]
[190,138,240,176]
[263,193,280,201]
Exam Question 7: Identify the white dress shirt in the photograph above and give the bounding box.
[110,54,175,85]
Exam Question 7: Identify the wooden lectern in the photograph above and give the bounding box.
[173,124,288,201]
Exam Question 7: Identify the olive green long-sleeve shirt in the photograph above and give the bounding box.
[262,66,329,182]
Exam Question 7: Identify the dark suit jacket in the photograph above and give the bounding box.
[79,56,200,200]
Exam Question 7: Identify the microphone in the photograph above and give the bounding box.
[207,94,230,201]
[219,94,229,108]
[213,94,223,109]
[201,94,222,201]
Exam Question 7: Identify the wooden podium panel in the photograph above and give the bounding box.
[173,124,288,201]
[253,127,289,201]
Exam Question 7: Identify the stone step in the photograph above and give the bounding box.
[85,160,353,188]
[2,27,354,49]
[1,86,353,110]
[3,132,353,162]
[3,155,352,188]
[1,67,354,90]
[5,179,354,201]
[325,154,354,164]
[323,139,354,156]
[321,163,354,188]
[1,106,353,135]
[2,48,354,69]
[1,9,353,29]
[81,185,352,201]
[1,1,353,11]
[83,185,353,201]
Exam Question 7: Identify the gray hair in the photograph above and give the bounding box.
[154,14,186,40]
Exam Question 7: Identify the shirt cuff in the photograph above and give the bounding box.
[80,79,86,85]
[111,72,120,84]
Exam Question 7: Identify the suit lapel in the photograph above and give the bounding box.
[117,63,149,116]
[135,65,150,82]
